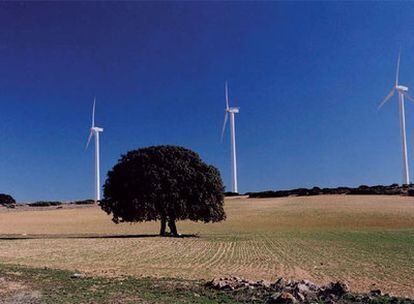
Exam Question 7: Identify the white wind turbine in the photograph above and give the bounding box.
[221,82,240,193]
[86,98,104,202]
[378,52,414,185]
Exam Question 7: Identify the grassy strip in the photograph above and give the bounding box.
[0,264,239,304]
[1,264,413,304]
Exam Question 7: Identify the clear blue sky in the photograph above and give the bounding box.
[1,2,414,202]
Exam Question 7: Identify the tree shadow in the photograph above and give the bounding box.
[0,233,200,241]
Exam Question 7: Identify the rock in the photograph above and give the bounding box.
[208,276,353,303]
[207,277,241,290]
[319,281,349,300]
[266,292,281,303]
[257,279,272,288]
[266,291,298,304]
[295,292,305,302]
[272,277,288,291]
[369,289,382,297]
[205,276,414,304]
[207,276,275,291]
[70,273,86,279]
[218,280,231,290]
[208,278,220,289]
[301,279,317,287]
[294,280,319,301]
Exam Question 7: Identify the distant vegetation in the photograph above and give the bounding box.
[28,201,62,207]
[101,145,226,236]
[25,200,94,207]
[0,193,16,207]
[224,191,240,197]
[73,199,95,205]
[248,184,414,198]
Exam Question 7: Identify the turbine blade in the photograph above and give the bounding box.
[404,92,414,104]
[225,82,229,110]
[85,131,93,150]
[220,112,229,142]
[92,97,96,128]
[396,52,401,86]
[378,89,395,110]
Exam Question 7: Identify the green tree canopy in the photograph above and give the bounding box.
[0,193,16,206]
[100,145,226,236]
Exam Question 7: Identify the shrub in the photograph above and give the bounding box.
[224,192,239,197]
[101,145,226,236]
[308,187,322,196]
[293,188,310,196]
[248,184,410,199]
[0,194,16,206]
[28,201,62,207]
[73,199,95,205]
[248,191,290,198]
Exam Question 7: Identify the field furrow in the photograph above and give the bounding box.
[0,195,413,297]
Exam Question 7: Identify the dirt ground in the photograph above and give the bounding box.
[0,195,413,297]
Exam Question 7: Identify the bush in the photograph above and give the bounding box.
[407,189,414,196]
[248,190,290,198]
[308,187,322,196]
[348,185,377,195]
[0,193,16,206]
[101,145,226,236]
[224,192,239,197]
[293,188,310,196]
[247,184,414,199]
[73,199,95,205]
[28,201,62,207]
[320,187,351,195]
[347,184,402,195]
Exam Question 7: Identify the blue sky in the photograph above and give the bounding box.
[1,2,414,201]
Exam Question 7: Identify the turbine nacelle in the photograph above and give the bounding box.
[227,107,239,114]
[378,54,414,110]
[91,127,104,133]
[396,85,408,93]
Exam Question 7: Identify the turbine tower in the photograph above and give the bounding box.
[378,52,414,185]
[221,82,240,193]
[86,98,104,202]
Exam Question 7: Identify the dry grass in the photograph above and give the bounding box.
[0,195,413,297]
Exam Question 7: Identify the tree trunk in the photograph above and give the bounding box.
[160,216,167,236]
[168,218,178,236]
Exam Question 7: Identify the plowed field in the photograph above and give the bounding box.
[0,195,413,297]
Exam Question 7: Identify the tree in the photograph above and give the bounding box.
[0,194,16,207]
[100,145,226,236]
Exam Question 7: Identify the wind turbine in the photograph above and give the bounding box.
[86,98,104,202]
[221,82,240,193]
[378,52,414,185]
